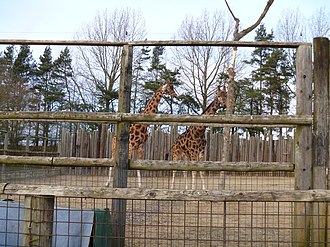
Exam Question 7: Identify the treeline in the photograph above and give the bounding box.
[0,23,298,148]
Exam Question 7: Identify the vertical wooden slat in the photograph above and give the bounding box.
[294,44,313,246]
[22,195,54,247]
[111,45,132,247]
[312,37,329,246]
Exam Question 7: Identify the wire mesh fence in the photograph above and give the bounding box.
[0,163,312,247]
[1,165,294,190]
[1,192,329,246]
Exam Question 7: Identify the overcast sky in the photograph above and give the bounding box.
[0,0,328,41]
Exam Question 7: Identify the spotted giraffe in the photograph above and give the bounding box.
[171,86,227,190]
[106,82,177,187]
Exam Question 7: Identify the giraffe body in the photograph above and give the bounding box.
[171,87,227,190]
[106,82,176,187]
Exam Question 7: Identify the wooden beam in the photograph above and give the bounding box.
[0,155,293,171]
[0,155,115,167]
[3,183,330,202]
[312,37,329,245]
[22,195,54,247]
[130,160,294,172]
[111,44,132,247]
[0,111,312,126]
[0,39,310,48]
[294,44,313,246]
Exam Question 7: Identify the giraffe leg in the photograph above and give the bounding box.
[171,170,176,189]
[184,171,189,190]
[171,146,181,189]
[136,145,144,188]
[199,152,206,190]
[184,154,192,190]
[105,167,112,187]
[200,171,206,190]
[190,154,198,190]
[105,136,116,187]
[191,171,197,190]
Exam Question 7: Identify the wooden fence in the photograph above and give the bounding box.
[58,128,295,162]
[0,37,328,246]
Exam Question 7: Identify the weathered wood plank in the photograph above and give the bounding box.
[22,195,54,247]
[0,155,115,167]
[0,39,310,48]
[2,183,330,202]
[111,44,132,247]
[130,160,294,172]
[0,154,293,171]
[312,37,329,245]
[294,44,313,246]
[0,111,312,126]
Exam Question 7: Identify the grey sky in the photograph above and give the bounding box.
[0,0,328,41]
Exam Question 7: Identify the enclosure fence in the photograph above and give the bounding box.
[0,37,329,246]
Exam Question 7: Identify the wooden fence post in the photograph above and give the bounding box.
[294,44,313,246]
[22,195,54,247]
[111,45,132,247]
[312,37,329,245]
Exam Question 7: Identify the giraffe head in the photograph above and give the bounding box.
[159,82,177,97]
[215,86,227,107]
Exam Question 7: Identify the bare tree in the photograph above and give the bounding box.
[172,10,233,111]
[75,8,146,112]
[223,0,274,161]
[276,8,307,42]
[308,6,330,38]
[74,8,146,158]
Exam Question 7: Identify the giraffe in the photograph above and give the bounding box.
[106,82,177,187]
[171,86,227,190]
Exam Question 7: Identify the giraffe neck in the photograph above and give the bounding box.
[188,98,221,136]
[142,90,163,114]
[202,98,221,115]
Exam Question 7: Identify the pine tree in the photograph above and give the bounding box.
[132,46,151,113]
[243,24,295,136]
[144,46,180,114]
[52,47,75,111]
[244,24,275,115]
[34,46,65,112]
[34,46,67,147]
[0,45,36,147]
[263,48,294,115]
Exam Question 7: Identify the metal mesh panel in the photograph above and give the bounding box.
[1,194,329,246]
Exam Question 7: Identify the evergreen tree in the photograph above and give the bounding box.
[0,45,36,147]
[242,24,295,136]
[132,46,151,113]
[143,46,180,114]
[0,46,15,111]
[52,47,76,111]
[33,46,67,147]
[34,46,65,112]
[244,24,275,115]
[263,49,294,115]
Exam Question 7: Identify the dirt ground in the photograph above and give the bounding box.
[1,169,297,246]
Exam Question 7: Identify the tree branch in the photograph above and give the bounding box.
[234,0,274,41]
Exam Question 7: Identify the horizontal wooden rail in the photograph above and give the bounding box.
[0,155,293,171]
[0,39,311,48]
[0,111,312,127]
[0,155,115,167]
[0,183,329,202]
[131,160,294,172]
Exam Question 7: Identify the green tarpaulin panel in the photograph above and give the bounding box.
[93,208,112,247]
